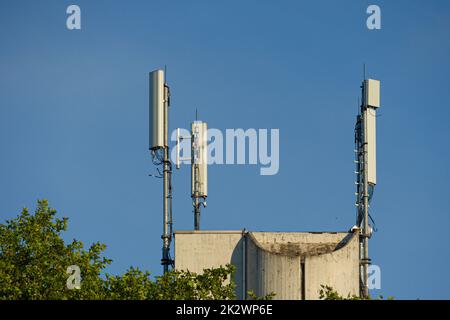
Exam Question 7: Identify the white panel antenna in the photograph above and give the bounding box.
[149,70,166,151]
[191,121,208,198]
[175,119,208,230]
[176,128,192,169]
[365,108,377,185]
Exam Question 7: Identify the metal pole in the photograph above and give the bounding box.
[162,148,170,273]
[193,162,200,230]
[361,88,370,298]
[194,196,200,230]
[161,83,171,273]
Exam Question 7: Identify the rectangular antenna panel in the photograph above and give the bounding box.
[365,108,377,185]
[364,79,380,108]
[149,70,165,150]
[191,121,208,197]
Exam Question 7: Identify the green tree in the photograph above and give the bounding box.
[0,200,237,300]
[103,265,237,300]
[319,285,393,300]
[0,200,109,299]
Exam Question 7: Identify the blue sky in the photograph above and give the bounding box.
[1,0,450,299]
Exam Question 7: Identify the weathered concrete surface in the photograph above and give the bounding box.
[305,235,360,299]
[174,231,245,298]
[251,232,349,257]
[246,236,302,299]
[174,230,360,300]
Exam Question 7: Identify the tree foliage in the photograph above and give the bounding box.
[0,200,238,300]
[319,285,393,300]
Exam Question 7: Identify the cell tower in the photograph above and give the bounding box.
[354,78,380,298]
[176,120,208,230]
[191,121,208,230]
[149,69,174,273]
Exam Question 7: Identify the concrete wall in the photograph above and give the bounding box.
[174,231,245,299]
[305,233,360,299]
[174,230,360,300]
[246,237,302,299]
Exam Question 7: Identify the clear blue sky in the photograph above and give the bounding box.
[1,0,450,299]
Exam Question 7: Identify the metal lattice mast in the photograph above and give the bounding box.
[355,79,380,298]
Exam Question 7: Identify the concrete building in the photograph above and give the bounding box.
[174,230,360,300]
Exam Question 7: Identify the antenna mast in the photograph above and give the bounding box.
[191,121,207,230]
[175,117,208,230]
[149,69,174,273]
[354,78,380,297]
